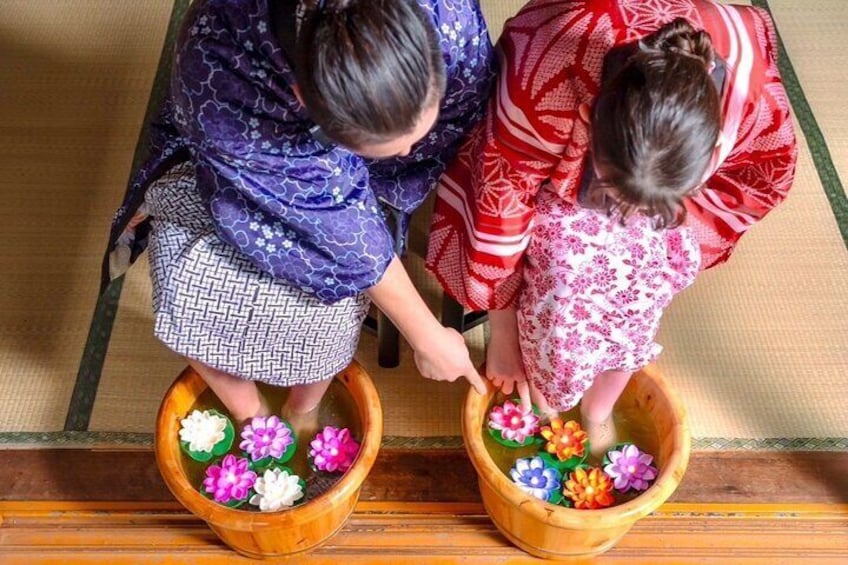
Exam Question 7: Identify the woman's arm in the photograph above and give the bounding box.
[366,256,487,394]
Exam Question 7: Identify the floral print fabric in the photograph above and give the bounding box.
[517,193,701,411]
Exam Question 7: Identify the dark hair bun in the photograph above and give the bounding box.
[641,17,714,68]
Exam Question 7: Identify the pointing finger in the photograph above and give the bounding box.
[465,366,488,396]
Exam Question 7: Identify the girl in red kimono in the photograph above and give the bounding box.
[426,0,797,455]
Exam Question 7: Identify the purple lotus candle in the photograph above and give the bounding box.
[239,415,295,462]
[603,444,657,492]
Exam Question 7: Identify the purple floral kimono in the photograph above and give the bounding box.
[104,0,495,304]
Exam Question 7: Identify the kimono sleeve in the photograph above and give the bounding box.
[197,147,395,304]
[170,2,395,303]
[426,2,616,311]
[685,7,798,269]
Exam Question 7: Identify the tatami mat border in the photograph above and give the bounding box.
[1,432,846,451]
[66,0,190,431]
[754,0,848,247]
[65,281,124,431]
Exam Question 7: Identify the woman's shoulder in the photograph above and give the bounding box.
[171,1,307,146]
[179,0,256,37]
[176,0,276,58]
[421,0,489,47]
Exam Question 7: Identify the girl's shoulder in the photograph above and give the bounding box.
[502,0,620,41]
[498,0,622,84]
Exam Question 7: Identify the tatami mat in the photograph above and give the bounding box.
[769,0,848,186]
[0,1,175,432]
[0,0,845,444]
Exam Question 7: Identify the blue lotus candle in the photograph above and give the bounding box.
[509,456,563,503]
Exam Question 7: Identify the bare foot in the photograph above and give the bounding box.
[527,381,559,420]
[281,403,321,446]
[232,393,274,430]
[582,415,618,461]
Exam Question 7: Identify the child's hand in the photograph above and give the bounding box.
[486,341,531,411]
[413,326,488,395]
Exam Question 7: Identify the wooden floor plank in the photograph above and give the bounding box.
[1,501,847,564]
[1,448,847,562]
[1,448,847,503]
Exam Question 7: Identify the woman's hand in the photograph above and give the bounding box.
[486,308,532,410]
[366,256,486,394]
[413,325,487,394]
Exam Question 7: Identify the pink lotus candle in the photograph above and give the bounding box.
[488,400,540,444]
[309,426,360,473]
[203,454,257,505]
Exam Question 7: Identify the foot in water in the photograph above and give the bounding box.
[233,393,274,432]
[281,402,321,447]
[582,414,618,461]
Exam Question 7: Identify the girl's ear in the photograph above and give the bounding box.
[578,102,591,124]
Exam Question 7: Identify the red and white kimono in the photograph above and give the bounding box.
[426,0,797,409]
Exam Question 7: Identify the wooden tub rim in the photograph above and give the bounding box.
[154,360,383,530]
[462,363,691,527]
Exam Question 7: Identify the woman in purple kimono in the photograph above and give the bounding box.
[104,0,494,424]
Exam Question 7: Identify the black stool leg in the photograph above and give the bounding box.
[377,309,400,368]
[441,294,467,333]
[442,294,489,334]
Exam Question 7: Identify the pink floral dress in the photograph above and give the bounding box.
[517,191,701,411]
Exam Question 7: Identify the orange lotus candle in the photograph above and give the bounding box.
[562,467,615,510]
[540,418,589,463]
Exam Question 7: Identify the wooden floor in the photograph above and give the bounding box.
[1,449,847,563]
